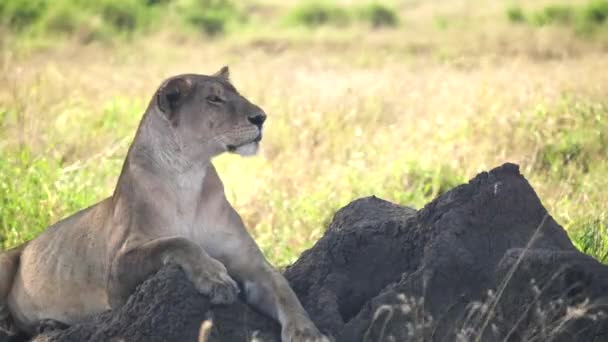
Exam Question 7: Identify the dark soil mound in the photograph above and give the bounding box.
[21,163,608,341]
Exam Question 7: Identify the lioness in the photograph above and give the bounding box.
[0,67,328,342]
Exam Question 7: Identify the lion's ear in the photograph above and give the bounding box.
[213,66,230,81]
[157,76,194,116]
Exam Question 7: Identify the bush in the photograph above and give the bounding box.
[355,3,399,28]
[582,0,608,24]
[506,5,526,23]
[513,1,608,36]
[182,0,242,35]
[284,1,351,28]
[36,2,89,35]
[532,4,574,26]
[99,0,143,32]
[284,2,400,29]
[0,0,243,39]
[0,0,47,31]
[44,8,80,34]
[577,0,608,33]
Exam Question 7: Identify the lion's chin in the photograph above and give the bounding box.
[232,142,259,157]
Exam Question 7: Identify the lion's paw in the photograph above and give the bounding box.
[281,318,330,342]
[192,259,239,305]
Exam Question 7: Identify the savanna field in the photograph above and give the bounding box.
[0,0,607,267]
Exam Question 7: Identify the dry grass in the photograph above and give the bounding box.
[1,0,607,265]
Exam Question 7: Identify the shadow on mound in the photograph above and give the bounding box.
[27,163,608,341]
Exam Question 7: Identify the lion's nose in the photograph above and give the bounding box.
[248,112,266,127]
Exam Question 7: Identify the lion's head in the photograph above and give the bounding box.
[152,67,266,159]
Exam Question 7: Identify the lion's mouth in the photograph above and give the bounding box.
[225,125,262,154]
[227,132,262,152]
[227,138,261,153]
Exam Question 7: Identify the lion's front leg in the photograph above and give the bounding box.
[107,236,239,309]
[214,235,329,342]
[239,262,329,342]
[201,169,329,342]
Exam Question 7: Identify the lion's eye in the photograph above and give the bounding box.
[207,95,224,104]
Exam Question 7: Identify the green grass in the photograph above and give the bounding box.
[0,150,117,247]
[0,0,400,41]
[2,89,605,265]
[0,0,245,40]
[525,100,608,262]
[506,0,608,36]
[571,216,608,262]
[532,100,607,174]
[282,1,399,29]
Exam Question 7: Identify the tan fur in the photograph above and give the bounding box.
[0,68,328,342]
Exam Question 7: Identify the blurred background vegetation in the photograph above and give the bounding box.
[0,0,607,266]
